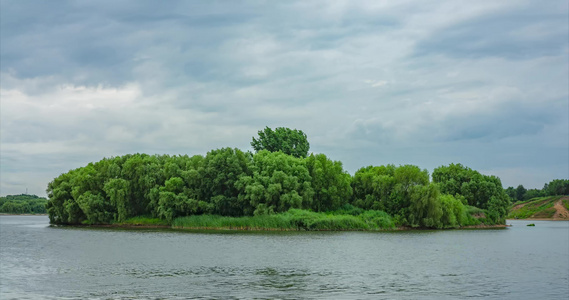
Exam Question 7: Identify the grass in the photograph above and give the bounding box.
[74,206,504,231]
[532,207,556,218]
[508,196,562,219]
[172,214,296,230]
[172,209,396,231]
[116,216,169,226]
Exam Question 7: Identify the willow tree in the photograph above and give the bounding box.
[198,148,253,216]
[306,153,352,212]
[235,150,314,215]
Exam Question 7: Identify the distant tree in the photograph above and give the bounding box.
[251,127,309,158]
[515,185,527,202]
[0,194,48,214]
[523,189,543,201]
[505,186,516,200]
[545,179,569,196]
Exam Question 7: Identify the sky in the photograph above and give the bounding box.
[1,0,568,197]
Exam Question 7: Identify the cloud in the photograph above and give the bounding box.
[1,0,567,196]
[413,1,569,60]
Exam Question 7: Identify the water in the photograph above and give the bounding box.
[1,216,568,299]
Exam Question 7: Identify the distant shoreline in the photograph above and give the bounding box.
[0,213,48,216]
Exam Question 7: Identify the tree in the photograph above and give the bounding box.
[305,153,352,212]
[251,127,310,158]
[235,150,314,215]
[545,179,569,196]
[432,163,510,224]
[407,184,443,228]
[103,178,130,222]
[505,187,516,200]
[0,194,48,214]
[515,185,527,202]
[156,177,213,222]
[433,163,507,209]
[198,148,252,216]
[439,194,466,228]
[523,189,543,201]
[388,165,430,215]
[486,193,510,224]
[351,165,396,211]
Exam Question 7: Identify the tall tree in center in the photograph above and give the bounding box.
[251,127,310,158]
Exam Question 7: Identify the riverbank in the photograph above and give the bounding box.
[51,223,510,231]
[47,212,509,231]
[4,209,510,231]
[508,196,569,220]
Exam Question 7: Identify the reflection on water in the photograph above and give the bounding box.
[1,216,568,299]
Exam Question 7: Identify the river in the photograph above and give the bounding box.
[0,216,567,299]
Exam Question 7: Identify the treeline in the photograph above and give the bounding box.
[46,127,512,229]
[505,179,569,202]
[0,194,48,214]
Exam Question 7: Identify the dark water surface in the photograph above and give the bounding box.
[1,216,567,299]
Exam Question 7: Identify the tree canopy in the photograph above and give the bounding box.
[505,179,569,202]
[251,127,310,158]
[432,163,510,224]
[0,194,47,214]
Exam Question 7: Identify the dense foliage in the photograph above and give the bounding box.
[46,127,517,229]
[432,163,510,224]
[47,149,352,225]
[506,179,569,202]
[350,163,496,228]
[0,194,47,214]
[251,127,310,158]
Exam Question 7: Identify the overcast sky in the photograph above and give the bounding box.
[1,0,568,197]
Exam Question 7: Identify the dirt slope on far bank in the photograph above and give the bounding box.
[508,196,569,220]
[552,198,569,219]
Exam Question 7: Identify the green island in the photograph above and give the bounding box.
[0,194,48,214]
[42,127,567,230]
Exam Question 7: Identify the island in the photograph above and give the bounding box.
[43,127,567,230]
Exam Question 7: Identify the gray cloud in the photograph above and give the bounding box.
[413,1,568,59]
[1,0,567,196]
